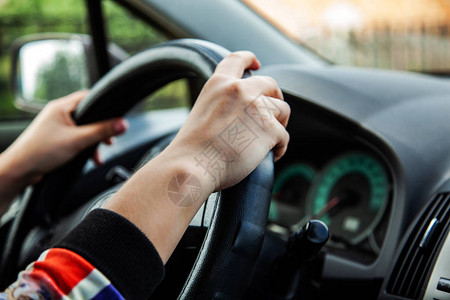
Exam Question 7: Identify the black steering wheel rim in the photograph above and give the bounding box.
[0,39,274,299]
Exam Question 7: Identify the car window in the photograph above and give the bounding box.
[104,0,190,111]
[103,0,167,55]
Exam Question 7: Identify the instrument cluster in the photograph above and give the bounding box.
[268,99,393,263]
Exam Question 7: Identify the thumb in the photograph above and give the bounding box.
[74,118,128,149]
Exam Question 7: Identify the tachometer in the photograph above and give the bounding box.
[269,163,316,228]
[304,153,390,245]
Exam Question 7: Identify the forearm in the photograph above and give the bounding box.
[103,143,215,263]
[0,148,40,215]
[1,148,212,299]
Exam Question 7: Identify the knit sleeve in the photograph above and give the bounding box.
[1,209,165,300]
[54,209,165,300]
[2,248,125,299]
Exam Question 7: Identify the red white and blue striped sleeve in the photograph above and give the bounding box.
[3,248,124,300]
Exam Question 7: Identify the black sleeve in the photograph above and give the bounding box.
[54,208,165,300]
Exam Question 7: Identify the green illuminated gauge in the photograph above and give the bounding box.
[269,163,316,228]
[305,153,390,245]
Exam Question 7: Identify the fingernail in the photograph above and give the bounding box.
[114,119,128,134]
[106,137,115,145]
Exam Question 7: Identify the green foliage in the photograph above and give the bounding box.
[144,79,190,111]
[0,0,87,118]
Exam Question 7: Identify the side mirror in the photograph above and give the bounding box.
[11,34,128,113]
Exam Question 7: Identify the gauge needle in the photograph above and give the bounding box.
[291,196,343,232]
[313,196,341,219]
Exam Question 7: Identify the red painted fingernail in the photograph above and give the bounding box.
[114,119,128,134]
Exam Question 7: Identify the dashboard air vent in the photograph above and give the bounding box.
[386,193,450,299]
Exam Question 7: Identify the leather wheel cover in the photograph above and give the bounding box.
[0,39,274,299]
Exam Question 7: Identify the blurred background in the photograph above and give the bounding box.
[245,0,450,73]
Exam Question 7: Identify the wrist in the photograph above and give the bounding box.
[159,141,217,196]
[166,134,235,193]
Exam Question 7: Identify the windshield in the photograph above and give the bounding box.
[243,0,450,75]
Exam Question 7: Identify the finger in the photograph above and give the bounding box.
[75,118,128,150]
[248,95,290,129]
[55,90,89,112]
[215,51,261,78]
[271,123,290,162]
[104,137,115,145]
[270,97,290,127]
[92,149,103,166]
[244,76,284,101]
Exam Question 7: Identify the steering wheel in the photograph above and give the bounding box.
[0,39,274,299]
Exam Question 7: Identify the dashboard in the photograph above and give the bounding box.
[254,64,450,299]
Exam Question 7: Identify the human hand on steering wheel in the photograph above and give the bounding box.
[0,91,128,214]
[104,50,290,263]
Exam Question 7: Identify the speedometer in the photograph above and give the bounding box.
[304,153,390,245]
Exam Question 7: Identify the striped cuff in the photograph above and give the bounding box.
[6,248,124,299]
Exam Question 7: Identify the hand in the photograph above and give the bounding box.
[104,51,290,262]
[0,91,128,210]
[167,51,290,191]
